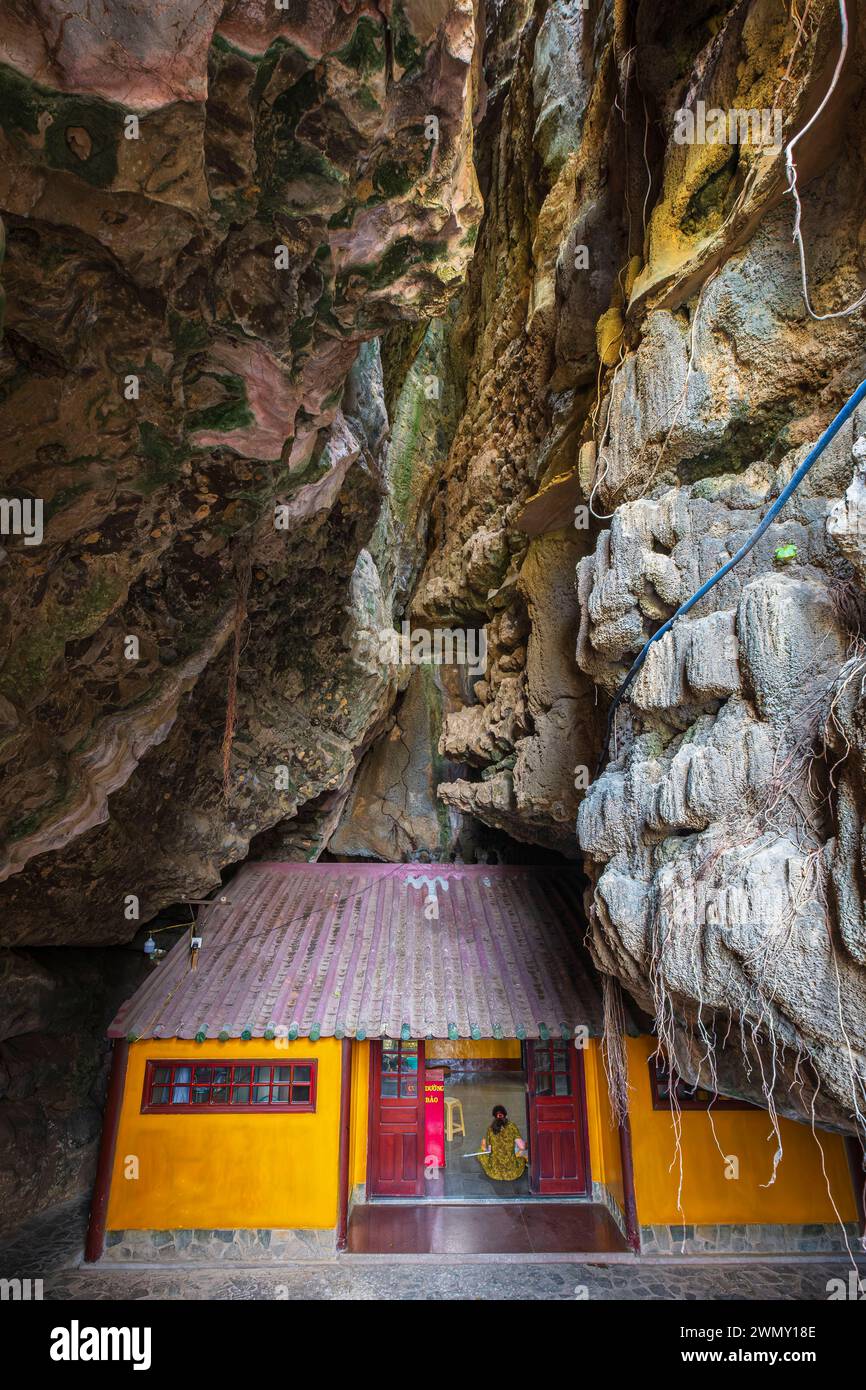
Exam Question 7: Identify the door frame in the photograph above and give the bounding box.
[366,1039,427,1199]
[525,1041,592,1197]
[364,1039,593,1201]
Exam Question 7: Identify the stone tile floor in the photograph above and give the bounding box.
[1,1197,863,1300]
[31,1257,866,1301]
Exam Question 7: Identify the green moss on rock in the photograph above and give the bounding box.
[392,2,424,75]
[337,18,386,75]
[373,159,414,199]
[0,66,123,187]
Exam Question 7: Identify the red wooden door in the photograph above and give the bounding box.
[527,1040,590,1195]
[368,1040,426,1197]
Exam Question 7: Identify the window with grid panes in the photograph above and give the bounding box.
[531,1039,573,1097]
[141,1059,317,1112]
[379,1039,419,1098]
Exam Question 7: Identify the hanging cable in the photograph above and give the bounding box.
[596,372,866,775]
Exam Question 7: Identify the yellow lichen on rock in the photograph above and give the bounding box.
[596,306,624,367]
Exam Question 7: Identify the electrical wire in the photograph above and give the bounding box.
[596,371,866,775]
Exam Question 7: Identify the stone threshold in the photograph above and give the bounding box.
[81,1249,866,1271]
[369,1195,592,1205]
[86,1251,639,1270]
[100,1222,863,1266]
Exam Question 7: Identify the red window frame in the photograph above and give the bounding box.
[649,1055,754,1112]
[141,1058,317,1114]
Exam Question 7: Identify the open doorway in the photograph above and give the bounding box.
[359,1037,627,1254]
[366,1039,591,1201]
[433,1067,531,1200]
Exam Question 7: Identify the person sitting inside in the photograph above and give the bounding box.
[477,1104,528,1181]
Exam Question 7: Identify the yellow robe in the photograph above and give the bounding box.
[477,1121,528,1181]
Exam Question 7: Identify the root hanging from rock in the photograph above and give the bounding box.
[221,549,252,805]
[808,1079,861,1264]
[785,0,866,319]
[601,973,631,1126]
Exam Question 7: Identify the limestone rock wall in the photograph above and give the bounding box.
[0,945,150,1237]
[394,0,866,1133]
[2,0,866,1243]
[0,0,482,942]
[569,0,866,1132]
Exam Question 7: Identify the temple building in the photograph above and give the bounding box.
[86,863,860,1262]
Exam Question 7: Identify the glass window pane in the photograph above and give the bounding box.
[400,1076,418,1098]
[401,1041,418,1053]
[171,1067,191,1104]
[381,1076,398,1098]
[535,1071,552,1097]
[382,1040,399,1052]
[554,1072,571,1096]
[147,1061,315,1110]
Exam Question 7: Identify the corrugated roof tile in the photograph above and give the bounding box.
[109,863,610,1042]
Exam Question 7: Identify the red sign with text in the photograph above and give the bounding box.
[424,1073,445,1177]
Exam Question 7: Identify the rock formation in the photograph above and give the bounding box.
[0,0,481,942]
[2,0,866,1226]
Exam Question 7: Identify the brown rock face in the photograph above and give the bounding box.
[2,0,866,1243]
[0,1,481,943]
[366,0,866,1135]
[0,945,150,1236]
[567,0,866,1132]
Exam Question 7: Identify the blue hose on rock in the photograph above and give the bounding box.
[596,373,866,776]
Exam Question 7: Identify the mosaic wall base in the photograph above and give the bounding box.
[639,1222,861,1255]
[103,1227,336,1263]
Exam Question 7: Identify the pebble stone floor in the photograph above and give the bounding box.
[2,1199,863,1301]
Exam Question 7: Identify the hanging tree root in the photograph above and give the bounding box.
[221,546,252,805]
[601,973,631,1127]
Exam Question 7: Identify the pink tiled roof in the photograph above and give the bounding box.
[109,863,606,1042]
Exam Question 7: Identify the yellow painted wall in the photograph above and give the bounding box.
[584,1039,624,1210]
[108,1033,854,1232]
[349,1040,370,1189]
[425,1039,522,1061]
[627,1036,856,1225]
[107,1039,342,1231]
